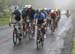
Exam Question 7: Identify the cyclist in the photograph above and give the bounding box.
[44,8,49,16]
[22,5,28,22]
[40,8,48,18]
[55,8,61,21]
[26,5,35,24]
[47,9,52,25]
[25,5,35,37]
[41,8,49,32]
[50,9,57,32]
[34,9,47,39]
[66,10,71,18]
[10,6,23,36]
[43,8,50,26]
[54,8,61,28]
[22,5,28,31]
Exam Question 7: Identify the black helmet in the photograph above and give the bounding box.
[35,9,39,13]
[15,6,19,10]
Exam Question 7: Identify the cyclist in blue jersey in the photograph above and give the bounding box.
[34,9,47,38]
[34,9,47,49]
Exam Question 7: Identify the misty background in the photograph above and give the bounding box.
[0,0,74,18]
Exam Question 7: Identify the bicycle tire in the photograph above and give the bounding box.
[36,39,39,50]
[13,29,18,45]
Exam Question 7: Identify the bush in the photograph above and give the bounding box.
[3,8,11,18]
[0,12,4,18]
[0,12,10,18]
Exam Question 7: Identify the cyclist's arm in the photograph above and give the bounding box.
[41,13,47,24]
[9,16,11,23]
[34,14,38,30]
[19,10,23,23]
[9,13,14,24]
[34,14,37,25]
[20,16,23,23]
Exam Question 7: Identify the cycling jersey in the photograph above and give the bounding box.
[51,12,56,19]
[34,12,46,20]
[26,9,35,20]
[12,10,21,21]
[22,8,27,19]
[42,11,47,18]
[22,8,28,22]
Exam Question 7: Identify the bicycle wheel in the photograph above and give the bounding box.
[36,37,39,50]
[41,34,44,47]
[23,30,26,38]
[25,31,30,40]
[41,40,44,47]
[36,31,41,50]
[18,33,22,43]
[23,23,26,38]
[13,29,18,45]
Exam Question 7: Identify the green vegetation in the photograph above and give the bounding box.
[0,7,10,25]
[72,33,75,54]
[0,0,28,26]
[0,17,9,26]
[0,0,10,25]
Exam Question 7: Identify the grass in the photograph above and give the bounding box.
[0,17,9,26]
[72,33,75,54]
[72,49,75,54]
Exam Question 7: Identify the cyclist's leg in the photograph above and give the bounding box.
[56,16,59,28]
[19,19,23,36]
[22,19,25,31]
[54,17,58,31]
[52,18,55,32]
[54,18,56,31]
[32,18,35,35]
[42,19,46,38]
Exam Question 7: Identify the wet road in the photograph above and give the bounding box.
[0,11,72,54]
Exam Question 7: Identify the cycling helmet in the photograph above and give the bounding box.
[35,9,40,13]
[24,5,28,8]
[44,8,48,10]
[54,8,58,11]
[28,5,32,8]
[51,10,55,13]
[15,6,19,10]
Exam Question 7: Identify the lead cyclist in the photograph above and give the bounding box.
[34,9,47,39]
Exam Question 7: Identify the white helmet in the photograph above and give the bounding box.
[51,10,54,13]
[28,5,32,8]
[24,5,28,8]
[44,8,47,10]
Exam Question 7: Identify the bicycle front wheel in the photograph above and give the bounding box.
[13,29,18,45]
